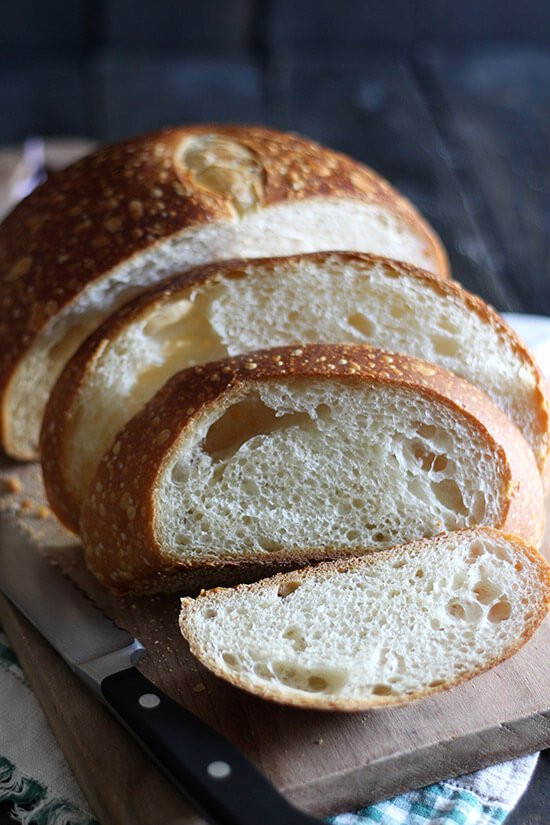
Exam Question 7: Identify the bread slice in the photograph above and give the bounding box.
[41,253,548,534]
[0,126,448,461]
[79,344,544,595]
[179,529,550,710]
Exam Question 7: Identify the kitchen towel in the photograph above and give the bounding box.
[0,310,547,825]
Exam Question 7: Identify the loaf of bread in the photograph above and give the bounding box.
[41,252,548,532]
[0,126,448,460]
[179,529,550,710]
[79,344,544,595]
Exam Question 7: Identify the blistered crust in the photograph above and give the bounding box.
[79,343,544,594]
[0,125,449,451]
[40,251,550,534]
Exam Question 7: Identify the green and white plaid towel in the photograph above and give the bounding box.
[0,312,546,824]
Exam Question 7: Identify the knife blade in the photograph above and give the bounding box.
[0,516,320,825]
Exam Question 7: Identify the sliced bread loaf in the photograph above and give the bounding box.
[79,344,544,595]
[41,252,548,533]
[0,126,448,461]
[179,529,550,710]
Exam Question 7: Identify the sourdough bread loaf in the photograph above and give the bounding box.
[79,344,544,595]
[41,252,549,532]
[0,126,448,460]
[179,528,550,710]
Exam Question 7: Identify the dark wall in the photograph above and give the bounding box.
[1,1,549,313]
[1,0,549,144]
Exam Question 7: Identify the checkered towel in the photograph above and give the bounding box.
[0,311,545,824]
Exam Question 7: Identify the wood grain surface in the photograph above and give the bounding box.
[1,456,549,823]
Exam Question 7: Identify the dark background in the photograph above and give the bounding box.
[0,2,549,823]
[0,1,549,315]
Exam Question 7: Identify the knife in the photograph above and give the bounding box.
[0,517,321,825]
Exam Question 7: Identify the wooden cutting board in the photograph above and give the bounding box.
[1,456,550,825]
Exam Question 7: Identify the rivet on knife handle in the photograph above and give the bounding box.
[100,666,321,825]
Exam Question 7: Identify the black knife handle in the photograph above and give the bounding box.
[101,667,321,825]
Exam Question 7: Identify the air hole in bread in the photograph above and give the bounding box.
[429,679,445,688]
[254,663,272,679]
[171,462,189,484]
[388,299,408,320]
[432,334,460,357]
[316,403,332,420]
[492,545,513,562]
[471,492,487,521]
[283,627,308,652]
[415,568,425,578]
[468,541,485,561]
[222,652,241,670]
[372,683,394,696]
[447,600,466,620]
[488,599,512,623]
[308,676,328,692]
[203,394,314,464]
[410,440,448,473]
[473,580,500,605]
[271,662,347,693]
[277,580,301,598]
[347,311,375,337]
[432,454,448,472]
[431,479,468,516]
[204,608,217,619]
[438,317,461,335]
[415,423,436,439]
[258,538,284,553]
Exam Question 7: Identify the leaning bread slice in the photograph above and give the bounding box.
[79,344,544,595]
[0,126,448,461]
[179,529,550,710]
[41,253,548,533]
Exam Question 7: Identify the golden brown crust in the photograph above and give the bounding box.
[41,250,548,534]
[79,343,544,594]
[178,528,550,710]
[40,251,547,532]
[0,125,448,452]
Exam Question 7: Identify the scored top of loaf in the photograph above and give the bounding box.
[0,126,448,412]
[80,343,544,594]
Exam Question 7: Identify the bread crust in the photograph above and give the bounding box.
[0,126,448,455]
[41,251,549,533]
[79,343,545,594]
[178,528,550,710]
